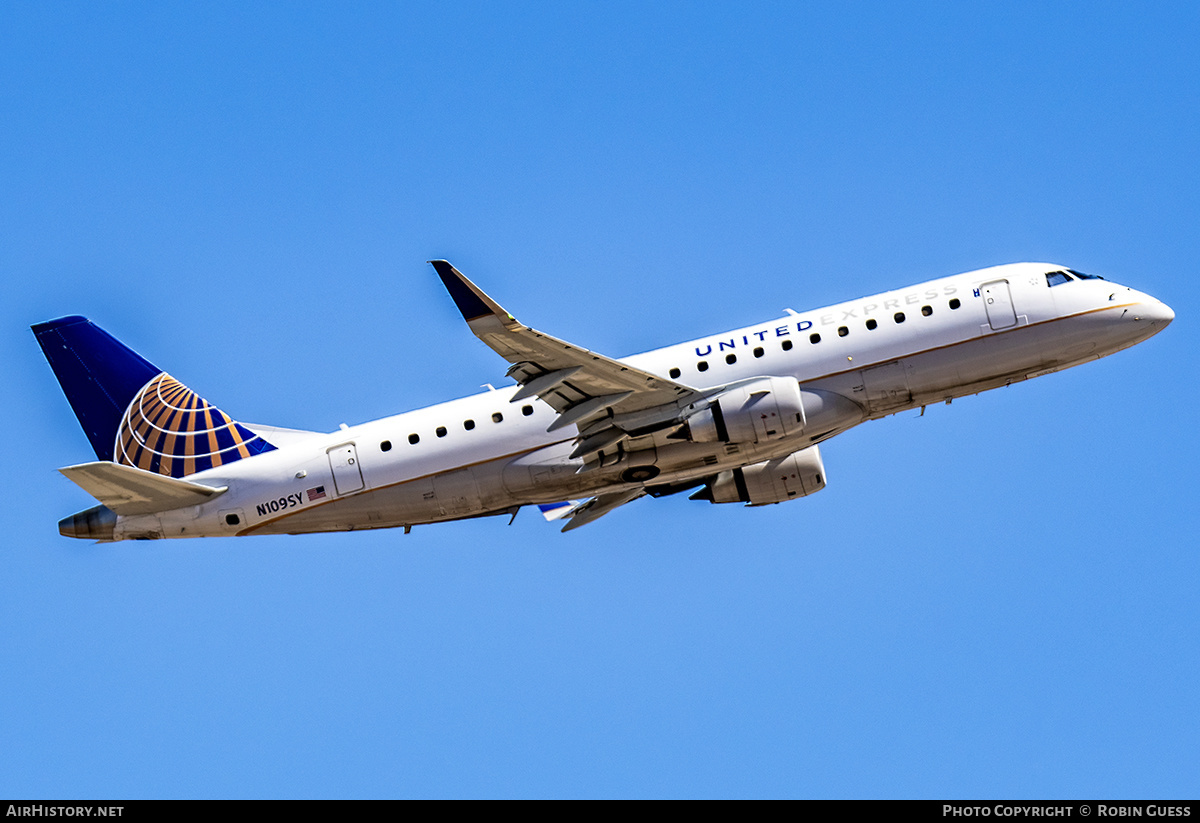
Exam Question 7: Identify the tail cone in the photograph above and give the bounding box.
[58,505,116,541]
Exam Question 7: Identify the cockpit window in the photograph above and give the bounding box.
[1067,269,1105,281]
[1045,270,1073,287]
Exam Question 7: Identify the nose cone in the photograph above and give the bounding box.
[1143,299,1175,326]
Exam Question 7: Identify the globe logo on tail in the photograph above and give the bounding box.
[115,373,275,479]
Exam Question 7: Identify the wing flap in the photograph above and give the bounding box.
[59,461,227,515]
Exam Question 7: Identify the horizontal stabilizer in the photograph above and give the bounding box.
[59,461,227,515]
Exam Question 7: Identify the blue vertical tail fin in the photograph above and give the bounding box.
[33,316,275,478]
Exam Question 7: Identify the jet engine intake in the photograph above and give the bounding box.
[692,446,826,505]
[683,376,806,445]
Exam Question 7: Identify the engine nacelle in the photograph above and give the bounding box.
[684,376,806,445]
[700,446,827,506]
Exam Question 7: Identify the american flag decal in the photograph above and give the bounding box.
[307,486,327,502]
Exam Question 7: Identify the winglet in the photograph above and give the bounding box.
[429,260,517,327]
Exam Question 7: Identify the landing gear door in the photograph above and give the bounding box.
[327,443,364,495]
[982,280,1017,330]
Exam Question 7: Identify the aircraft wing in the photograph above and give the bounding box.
[431,261,701,453]
[555,489,646,532]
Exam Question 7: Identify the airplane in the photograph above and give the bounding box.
[34,260,1173,541]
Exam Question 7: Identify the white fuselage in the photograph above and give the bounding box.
[109,263,1173,539]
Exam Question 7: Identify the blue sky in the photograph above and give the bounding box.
[2,1,1197,798]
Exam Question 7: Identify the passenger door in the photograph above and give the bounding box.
[981,280,1018,330]
[327,443,364,495]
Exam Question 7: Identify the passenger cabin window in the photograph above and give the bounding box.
[669,367,681,379]
[725,353,736,364]
[436,426,447,438]
[697,361,709,372]
[522,405,534,416]
[753,347,764,358]
[949,298,961,310]
[866,318,878,330]
[408,433,420,444]
[463,419,475,430]
[1045,270,1073,287]
[781,340,793,351]
[838,326,848,337]
[921,305,932,316]
[380,440,392,452]
[809,333,821,344]
[894,312,906,323]
[492,412,503,423]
